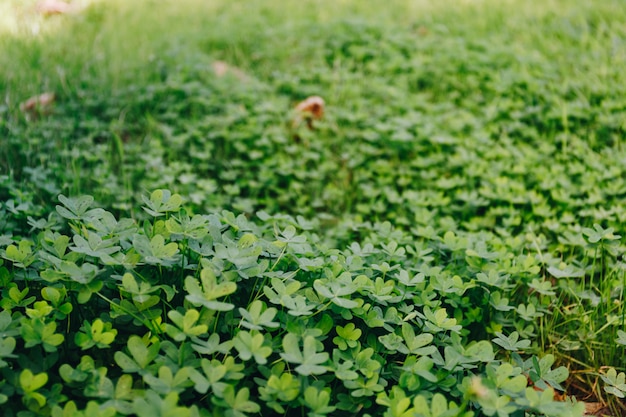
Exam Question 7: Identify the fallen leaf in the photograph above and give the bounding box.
[36,0,74,15]
[417,26,429,36]
[20,92,56,117]
[291,96,326,135]
[294,96,325,120]
[583,402,610,416]
[211,60,248,81]
[212,61,229,77]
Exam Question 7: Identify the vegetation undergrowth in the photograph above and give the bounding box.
[0,191,584,416]
[1,0,626,415]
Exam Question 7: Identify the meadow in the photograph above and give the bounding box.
[1,0,626,415]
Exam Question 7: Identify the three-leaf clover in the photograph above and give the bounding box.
[185,269,236,311]
[303,386,336,417]
[232,330,272,364]
[133,234,179,265]
[164,309,208,342]
[114,335,160,373]
[75,319,117,350]
[239,300,279,330]
[280,333,329,376]
[212,385,260,417]
[492,332,531,352]
[601,367,626,398]
[333,323,362,350]
[20,317,64,352]
[19,369,48,409]
[141,190,183,217]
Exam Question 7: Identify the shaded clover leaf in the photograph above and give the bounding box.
[132,234,179,266]
[2,240,35,268]
[376,386,416,417]
[1,285,36,309]
[132,391,193,417]
[492,363,528,394]
[212,385,260,417]
[399,323,436,356]
[185,268,236,311]
[189,359,228,397]
[492,332,531,352]
[141,190,183,217]
[70,231,120,261]
[280,333,329,376]
[191,333,233,356]
[582,223,620,244]
[333,323,362,350]
[164,309,208,342]
[232,330,272,364]
[56,194,101,221]
[421,306,462,333]
[238,300,279,331]
[303,386,336,417]
[165,210,209,240]
[19,369,49,409]
[74,318,117,350]
[258,373,301,413]
[263,278,316,316]
[313,272,361,309]
[546,262,585,279]
[114,335,160,373]
[0,336,17,368]
[512,353,569,392]
[601,367,626,398]
[142,366,194,395]
[189,356,244,400]
[20,317,64,352]
[51,400,117,417]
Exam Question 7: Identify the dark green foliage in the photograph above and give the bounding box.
[0,193,580,416]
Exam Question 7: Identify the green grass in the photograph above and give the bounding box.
[2,0,626,415]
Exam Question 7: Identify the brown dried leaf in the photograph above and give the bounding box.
[211,60,248,81]
[583,402,610,416]
[291,95,326,134]
[295,96,325,120]
[20,92,56,116]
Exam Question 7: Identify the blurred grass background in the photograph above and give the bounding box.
[2,0,625,108]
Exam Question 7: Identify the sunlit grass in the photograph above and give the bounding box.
[2,0,624,105]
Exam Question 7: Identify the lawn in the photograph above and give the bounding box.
[1,0,626,416]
